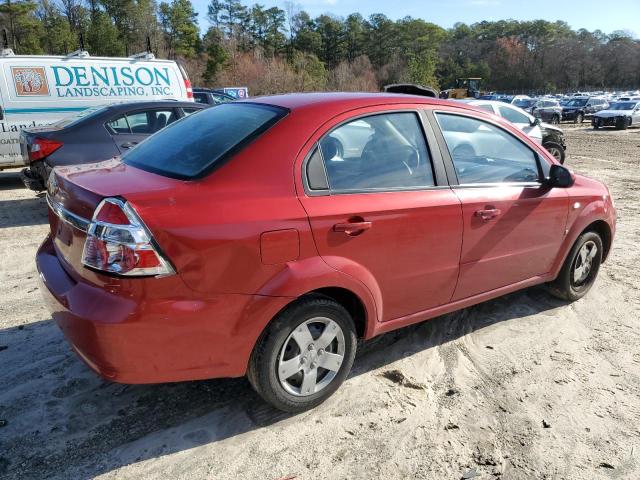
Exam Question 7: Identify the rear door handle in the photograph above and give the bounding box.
[333,221,372,236]
[474,208,501,221]
[121,142,138,149]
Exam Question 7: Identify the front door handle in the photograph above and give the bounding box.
[333,220,372,236]
[474,208,501,221]
[121,142,138,149]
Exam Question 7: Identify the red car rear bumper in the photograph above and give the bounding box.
[36,235,292,384]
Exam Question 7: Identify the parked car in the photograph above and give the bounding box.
[529,99,563,124]
[193,87,236,105]
[592,101,640,130]
[37,93,615,412]
[510,94,531,105]
[462,99,567,163]
[0,52,194,171]
[561,97,609,123]
[20,100,205,191]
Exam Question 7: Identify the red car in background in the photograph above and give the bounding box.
[37,93,616,412]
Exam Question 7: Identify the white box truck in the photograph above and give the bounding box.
[0,50,193,170]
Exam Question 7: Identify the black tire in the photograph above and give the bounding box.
[543,141,566,164]
[548,231,603,302]
[593,120,600,130]
[575,112,584,124]
[551,115,560,125]
[247,295,357,412]
[616,117,628,130]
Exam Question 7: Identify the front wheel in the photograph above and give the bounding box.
[548,231,603,301]
[551,115,560,125]
[247,296,357,412]
[543,141,566,164]
[575,112,584,124]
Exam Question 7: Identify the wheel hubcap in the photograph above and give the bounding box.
[573,240,598,285]
[278,317,345,397]
[548,147,562,161]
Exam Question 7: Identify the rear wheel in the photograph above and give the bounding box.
[575,112,584,124]
[551,115,560,125]
[247,296,357,412]
[543,141,565,164]
[548,231,603,301]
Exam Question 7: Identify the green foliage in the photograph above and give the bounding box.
[159,0,199,57]
[0,0,638,93]
[202,26,228,84]
[0,0,44,53]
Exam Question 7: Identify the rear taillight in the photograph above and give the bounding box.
[81,198,174,277]
[30,137,63,162]
[184,78,193,99]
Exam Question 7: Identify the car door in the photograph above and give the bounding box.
[634,104,640,124]
[297,109,463,322]
[431,110,569,301]
[107,108,180,153]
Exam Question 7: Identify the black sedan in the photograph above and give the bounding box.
[20,100,206,191]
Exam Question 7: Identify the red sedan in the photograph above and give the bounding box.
[37,93,616,412]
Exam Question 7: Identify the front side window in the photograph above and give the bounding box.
[316,112,434,192]
[436,113,541,185]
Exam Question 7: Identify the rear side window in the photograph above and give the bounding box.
[108,109,178,134]
[316,112,434,192]
[123,103,287,179]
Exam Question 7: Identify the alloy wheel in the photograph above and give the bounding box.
[547,146,563,162]
[572,240,598,286]
[277,317,346,396]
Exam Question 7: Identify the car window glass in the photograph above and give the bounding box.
[107,115,130,134]
[474,104,494,113]
[211,93,233,104]
[126,110,177,134]
[318,112,434,192]
[306,147,328,190]
[436,113,540,185]
[498,105,530,124]
[123,103,286,179]
[194,92,208,104]
[182,107,201,116]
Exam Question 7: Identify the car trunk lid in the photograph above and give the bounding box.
[47,159,184,283]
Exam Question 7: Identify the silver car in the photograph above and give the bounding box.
[460,100,566,163]
[592,101,640,130]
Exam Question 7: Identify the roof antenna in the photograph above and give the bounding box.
[66,32,89,58]
[1,29,14,56]
[130,36,155,60]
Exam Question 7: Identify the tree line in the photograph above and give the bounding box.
[1,0,638,94]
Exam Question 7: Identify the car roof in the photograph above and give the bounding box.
[238,92,472,116]
[103,100,203,112]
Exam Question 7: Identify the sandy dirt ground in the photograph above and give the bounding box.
[0,125,639,480]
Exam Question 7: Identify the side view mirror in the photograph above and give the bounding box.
[530,117,541,127]
[547,164,575,188]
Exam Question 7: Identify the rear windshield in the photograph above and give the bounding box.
[123,103,287,179]
[51,105,110,128]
